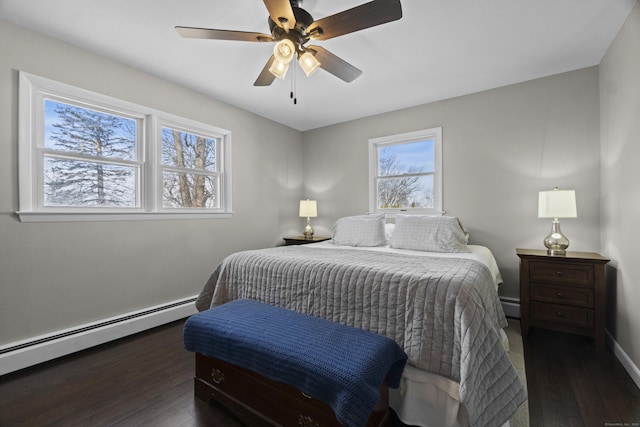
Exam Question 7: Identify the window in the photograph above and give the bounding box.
[43,99,142,208]
[159,123,220,209]
[18,72,232,222]
[368,127,442,215]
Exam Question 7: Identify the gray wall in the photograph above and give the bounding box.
[600,2,640,376]
[302,67,602,301]
[0,20,303,345]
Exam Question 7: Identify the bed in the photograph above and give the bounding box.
[195,214,527,427]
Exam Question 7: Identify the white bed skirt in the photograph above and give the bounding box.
[389,329,510,427]
[389,364,469,427]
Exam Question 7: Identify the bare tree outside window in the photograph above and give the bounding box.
[375,139,435,209]
[161,127,218,208]
[44,100,138,207]
[377,152,423,208]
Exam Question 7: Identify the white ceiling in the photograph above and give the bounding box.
[1,0,636,131]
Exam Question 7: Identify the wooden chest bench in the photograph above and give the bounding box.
[194,353,390,426]
[183,299,407,427]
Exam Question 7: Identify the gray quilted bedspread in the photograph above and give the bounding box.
[196,246,526,427]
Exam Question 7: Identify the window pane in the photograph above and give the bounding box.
[378,139,434,176]
[162,171,217,208]
[161,127,217,171]
[377,175,433,209]
[44,157,136,207]
[44,99,137,160]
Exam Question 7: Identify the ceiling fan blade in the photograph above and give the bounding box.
[176,26,273,42]
[307,45,362,83]
[307,0,402,41]
[263,0,296,30]
[254,55,277,86]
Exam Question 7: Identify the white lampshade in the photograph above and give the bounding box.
[538,188,577,219]
[299,199,317,218]
[299,51,321,77]
[273,39,295,64]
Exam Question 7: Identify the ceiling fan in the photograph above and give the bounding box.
[175,0,402,86]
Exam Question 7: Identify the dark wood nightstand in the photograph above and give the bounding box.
[517,248,610,350]
[283,236,331,246]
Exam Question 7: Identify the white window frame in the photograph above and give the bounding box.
[155,116,229,212]
[368,127,443,216]
[17,72,232,222]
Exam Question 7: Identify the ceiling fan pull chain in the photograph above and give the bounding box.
[291,59,297,105]
[290,72,294,100]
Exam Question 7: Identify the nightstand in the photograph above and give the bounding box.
[283,236,331,246]
[517,248,610,350]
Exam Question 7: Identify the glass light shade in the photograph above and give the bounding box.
[269,59,289,80]
[538,189,577,218]
[299,51,321,77]
[299,199,317,218]
[273,39,295,64]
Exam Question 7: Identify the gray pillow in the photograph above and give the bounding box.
[331,213,386,247]
[390,215,470,252]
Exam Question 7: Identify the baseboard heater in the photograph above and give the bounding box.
[500,297,521,319]
[0,296,198,376]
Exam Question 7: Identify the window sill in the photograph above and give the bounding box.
[373,210,445,217]
[16,211,233,223]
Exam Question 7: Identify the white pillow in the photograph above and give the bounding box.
[390,215,470,253]
[384,223,395,244]
[331,214,386,247]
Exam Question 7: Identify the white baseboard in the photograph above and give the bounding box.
[0,296,198,377]
[607,330,640,390]
[500,297,521,319]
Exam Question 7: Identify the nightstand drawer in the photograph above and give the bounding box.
[530,301,593,329]
[529,261,594,287]
[530,284,593,308]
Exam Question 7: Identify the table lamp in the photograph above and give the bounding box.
[299,199,317,240]
[538,187,577,255]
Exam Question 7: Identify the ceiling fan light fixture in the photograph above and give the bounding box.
[177,0,403,86]
[299,51,321,77]
[273,39,295,64]
[269,59,289,79]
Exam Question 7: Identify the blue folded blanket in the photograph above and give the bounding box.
[183,299,407,427]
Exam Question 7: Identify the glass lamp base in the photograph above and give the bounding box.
[543,219,570,256]
[303,217,314,240]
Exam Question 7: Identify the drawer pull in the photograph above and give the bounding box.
[557,311,564,317]
[210,368,225,384]
[298,414,319,427]
[556,270,564,276]
[556,292,565,298]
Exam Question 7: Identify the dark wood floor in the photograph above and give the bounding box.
[523,327,640,427]
[1,319,639,427]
